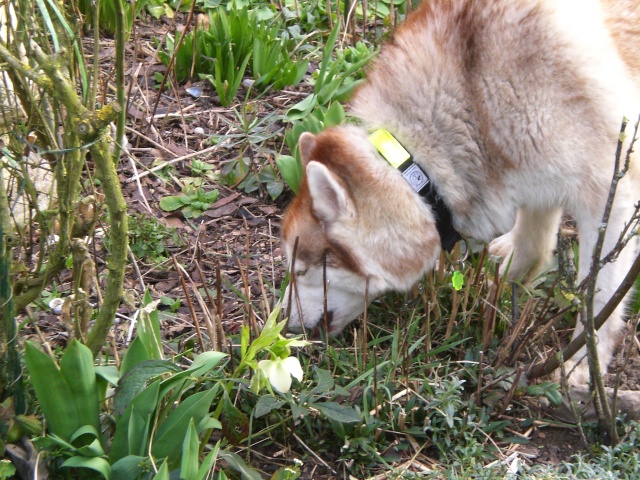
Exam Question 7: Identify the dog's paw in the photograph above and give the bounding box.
[489,231,546,281]
[488,232,515,264]
[488,232,522,278]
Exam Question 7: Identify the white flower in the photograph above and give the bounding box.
[258,357,304,393]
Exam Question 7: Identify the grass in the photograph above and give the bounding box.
[210,244,640,478]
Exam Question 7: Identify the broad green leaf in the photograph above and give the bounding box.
[287,94,317,121]
[24,342,78,440]
[114,360,180,415]
[482,420,511,434]
[159,352,227,398]
[323,102,345,127]
[317,77,343,106]
[137,299,164,360]
[153,388,217,465]
[201,413,223,430]
[254,395,286,418]
[221,394,249,446]
[59,340,100,433]
[159,195,187,211]
[74,438,107,458]
[95,365,120,386]
[218,450,262,480]
[180,419,199,480]
[109,381,160,463]
[120,336,152,377]
[276,155,303,194]
[314,402,360,424]
[62,456,112,480]
[111,455,148,480]
[311,368,335,395]
[70,425,105,456]
[127,408,152,458]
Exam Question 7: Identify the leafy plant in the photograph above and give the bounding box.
[159,186,220,218]
[160,295,181,312]
[250,20,309,91]
[128,214,184,264]
[190,159,217,179]
[157,31,198,83]
[277,101,345,193]
[159,6,309,101]
[199,8,254,105]
[146,0,193,19]
[79,0,149,38]
[25,292,229,479]
[287,24,374,121]
[214,105,285,199]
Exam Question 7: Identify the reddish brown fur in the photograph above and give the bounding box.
[282,130,367,275]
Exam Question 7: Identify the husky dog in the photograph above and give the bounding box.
[281,0,640,384]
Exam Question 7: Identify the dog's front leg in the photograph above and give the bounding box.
[489,206,563,282]
[567,190,638,385]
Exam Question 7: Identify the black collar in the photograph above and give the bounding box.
[369,129,462,252]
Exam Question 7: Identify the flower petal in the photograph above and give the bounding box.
[282,357,304,382]
[258,359,292,393]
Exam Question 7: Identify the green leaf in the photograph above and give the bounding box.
[159,195,188,211]
[153,388,217,465]
[195,441,221,480]
[69,425,106,456]
[95,365,120,387]
[218,450,262,480]
[110,455,148,480]
[254,395,286,418]
[323,102,345,127]
[114,360,180,415]
[120,337,152,377]
[314,402,360,424]
[62,456,112,480]
[276,155,303,194]
[24,341,82,441]
[159,353,227,399]
[287,94,317,121]
[221,393,249,446]
[311,368,335,395]
[0,460,16,478]
[137,299,164,360]
[153,460,170,480]
[109,381,160,463]
[59,340,100,433]
[180,419,199,480]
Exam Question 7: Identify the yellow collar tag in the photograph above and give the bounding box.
[369,129,411,168]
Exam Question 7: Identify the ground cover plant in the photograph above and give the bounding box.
[1,0,640,479]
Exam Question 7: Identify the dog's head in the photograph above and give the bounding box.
[281,125,441,334]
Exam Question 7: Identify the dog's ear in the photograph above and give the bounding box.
[306,161,355,224]
[299,132,316,167]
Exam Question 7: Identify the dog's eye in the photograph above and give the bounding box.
[295,269,307,277]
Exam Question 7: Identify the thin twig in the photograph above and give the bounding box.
[172,255,206,351]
